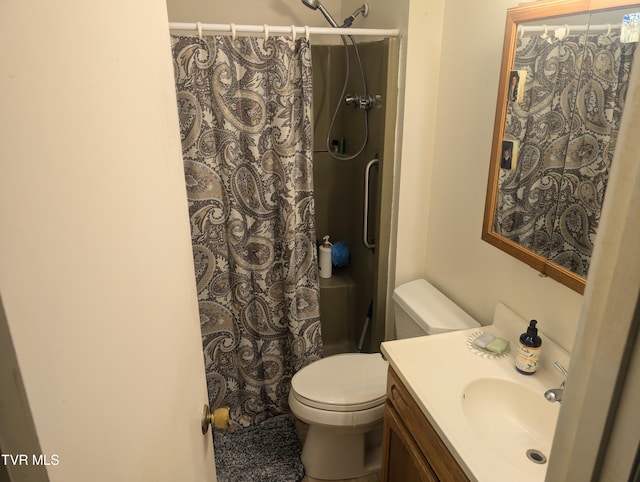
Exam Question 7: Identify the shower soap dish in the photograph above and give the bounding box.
[467,331,511,359]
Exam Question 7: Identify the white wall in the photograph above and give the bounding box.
[392,0,444,289]
[395,0,583,350]
[0,1,215,481]
[168,0,399,34]
[168,0,341,24]
[342,0,408,29]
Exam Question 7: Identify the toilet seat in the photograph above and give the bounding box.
[290,353,388,412]
[289,390,385,428]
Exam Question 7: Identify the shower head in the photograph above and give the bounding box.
[301,0,370,29]
[300,0,340,28]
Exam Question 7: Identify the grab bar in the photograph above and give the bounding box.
[363,157,379,249]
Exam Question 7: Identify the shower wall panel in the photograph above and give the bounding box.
[312,39,395,354]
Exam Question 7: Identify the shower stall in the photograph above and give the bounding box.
[296,0,399,355]
[168,4,400,424]
[311,37,399,355]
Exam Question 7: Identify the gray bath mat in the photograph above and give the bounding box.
[213,415,304,482]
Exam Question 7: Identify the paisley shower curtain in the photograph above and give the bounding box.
[496,30,636,277]
[171,34,322,426]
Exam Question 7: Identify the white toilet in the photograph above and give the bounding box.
[289,279,480,480]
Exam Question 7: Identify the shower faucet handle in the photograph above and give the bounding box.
[345,94,382,110]
[345,94,359,106]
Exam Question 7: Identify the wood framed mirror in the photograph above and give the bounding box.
[483,0,639,294]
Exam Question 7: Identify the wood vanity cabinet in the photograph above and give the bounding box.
[381,367,470,482]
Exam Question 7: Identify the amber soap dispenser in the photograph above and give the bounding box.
[515,320,542,375]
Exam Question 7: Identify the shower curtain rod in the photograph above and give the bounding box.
[168,22,400,38]
[519,23,622,34]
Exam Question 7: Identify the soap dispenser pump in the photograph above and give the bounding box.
[515,320,542,375]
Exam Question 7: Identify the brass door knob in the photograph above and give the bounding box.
[201,404,230,434]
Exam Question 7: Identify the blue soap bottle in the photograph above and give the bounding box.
[515,320,542,375]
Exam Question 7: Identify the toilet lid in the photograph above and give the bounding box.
[291,353,388,411]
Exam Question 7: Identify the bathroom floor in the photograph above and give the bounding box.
[294,418,381,482]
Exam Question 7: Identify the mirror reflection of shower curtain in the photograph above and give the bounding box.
[547,32,636,276]
[171,34,323,426]
[496,31,636,277]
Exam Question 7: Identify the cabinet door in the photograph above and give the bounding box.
[386,368,471,482]
[381,402,438,482]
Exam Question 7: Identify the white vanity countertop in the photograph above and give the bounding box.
[380,303,570,482]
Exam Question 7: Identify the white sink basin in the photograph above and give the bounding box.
[381,303,570,481]
[462,377,559,466]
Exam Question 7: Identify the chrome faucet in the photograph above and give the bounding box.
[544,361,568,403]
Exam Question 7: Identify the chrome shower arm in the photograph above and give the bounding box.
[341,4,369,28]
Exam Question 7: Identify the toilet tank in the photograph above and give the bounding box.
[392,279,479,339]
